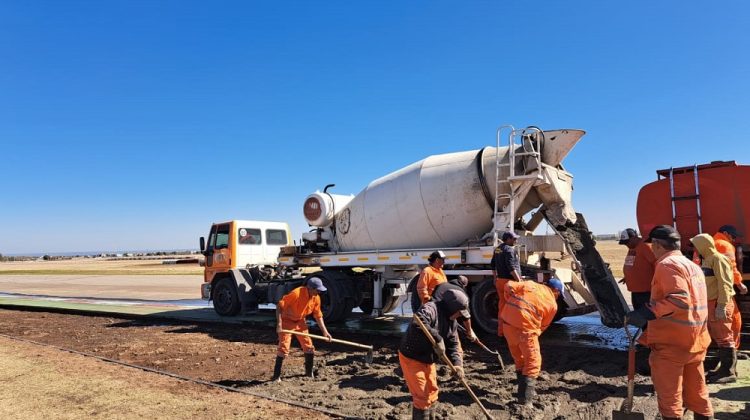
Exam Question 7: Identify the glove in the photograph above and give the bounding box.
[453,365,465,380]
[715,304,728,321]
[434,339,446,360]
[626,307,655,328]
[739,282,748,295]
[466,330,479,343]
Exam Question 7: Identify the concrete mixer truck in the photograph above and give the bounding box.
[199,126,629,333]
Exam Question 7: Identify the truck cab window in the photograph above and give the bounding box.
[266,229,287,245]
[238,228,262,245]
[214,224,230,249]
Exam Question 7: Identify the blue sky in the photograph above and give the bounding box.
[2,1,749,254]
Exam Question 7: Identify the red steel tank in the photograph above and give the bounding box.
[636,161,750,252]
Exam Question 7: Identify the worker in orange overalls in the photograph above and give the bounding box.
[491,231,522,337]
[713,225,747,353]
[500,275,562,405]
[399,288,470,419]
[411,250,448,313]
[617,227,656,374]
[691,233,738,384]
[627,225,713,420]
[618,228,656,311]
[272,277,332,381]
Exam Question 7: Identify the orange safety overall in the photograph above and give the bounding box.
[714,232,744,350]
[494,278,512,336]
[276,287,322,357]
[500,281,557,378]
[398,352,439,410]
[647,251,713,419]
[416,266,447,304]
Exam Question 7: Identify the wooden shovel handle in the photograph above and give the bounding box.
[281,329,373,351]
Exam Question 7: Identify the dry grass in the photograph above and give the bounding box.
[0,257,203,275]
[594,239,627,278]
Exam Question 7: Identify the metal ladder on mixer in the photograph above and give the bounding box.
[492,126,543,245]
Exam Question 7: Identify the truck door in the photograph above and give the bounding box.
[204,223,232,283]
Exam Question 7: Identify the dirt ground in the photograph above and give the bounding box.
[0,309,746,419]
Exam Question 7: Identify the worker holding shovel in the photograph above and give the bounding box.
[271,277,332,381]
[398,288,471,419]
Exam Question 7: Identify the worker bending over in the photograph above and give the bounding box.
[500,275,563,405]
[272,277,332,381]
[492,231,522,337]
[399,288,470,419]
[627,225,713,420]
[691,233,738,384]
[713,225,746,353]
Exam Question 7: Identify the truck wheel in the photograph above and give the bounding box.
[313,274,354,323]
[407,274,422,313]
[212,278,241,316]
[470,278,498,334]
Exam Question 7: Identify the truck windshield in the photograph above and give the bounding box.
[238,228,262,245]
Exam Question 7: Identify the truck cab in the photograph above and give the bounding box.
[199,220,293,315]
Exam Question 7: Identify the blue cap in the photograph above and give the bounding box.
[547,278,564,298]
[306,277,327,292]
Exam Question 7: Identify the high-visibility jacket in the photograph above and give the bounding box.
[277,286,322,321]
[691,234,735,305]
[622,241,656,293]
[500,281,558,334]
[646,250,710,352]
[417,266,447,304]
[713,232,743,286]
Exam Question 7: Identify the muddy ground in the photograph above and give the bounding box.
[0,309,747,419]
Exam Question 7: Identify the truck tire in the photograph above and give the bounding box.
[470,278,498,334]
[212,277,241,316]
[311,274,354,323]
[407,274,421,313]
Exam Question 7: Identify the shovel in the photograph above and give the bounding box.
[281,329,374,364]
[457,324,505,370]
[413,315,494,420]
[612,319,644,420]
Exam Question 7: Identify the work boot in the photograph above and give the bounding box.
[704,353,720,374]
[693,413,713,420]
[411,406,428,420]
[517,375,530,405]
[524,377,537,404]
[709,347,737,384]
[304,353,315,378]
[426,405,436,420]
[271,356,284,382]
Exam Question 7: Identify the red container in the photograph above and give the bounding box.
[636,161,750,252]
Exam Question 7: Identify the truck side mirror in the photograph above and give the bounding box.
[199,237,205,253]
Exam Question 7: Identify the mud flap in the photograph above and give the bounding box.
[554,213,630,328]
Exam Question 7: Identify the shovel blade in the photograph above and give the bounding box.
[365,350,373,364]
[612,410,644,420]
